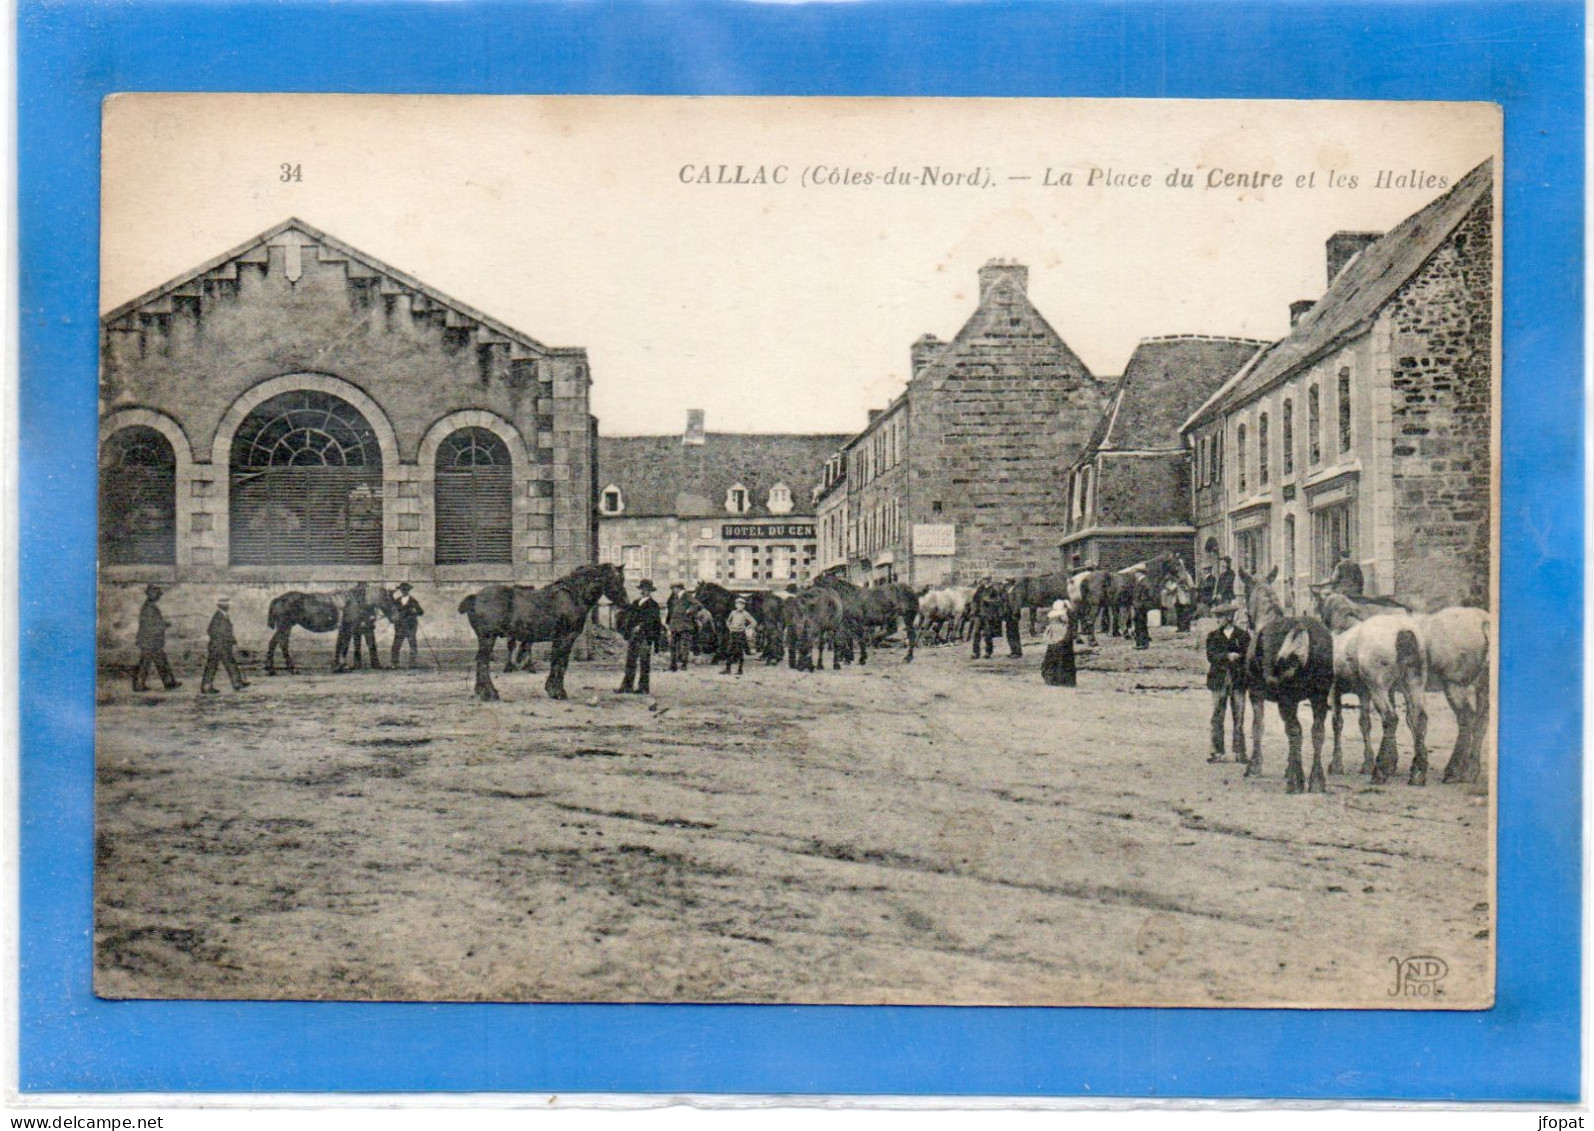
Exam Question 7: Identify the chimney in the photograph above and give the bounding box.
[867,409,883,426]
[1325,231,1382,286]
[911,333,944,378]
[1289,300,1316,328]
[978,258,1028,301]
[683,408,705,446]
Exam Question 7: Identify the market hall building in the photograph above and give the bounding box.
[98,218,598,664]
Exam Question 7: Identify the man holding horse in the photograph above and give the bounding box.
[1205,601,1248,762]
[617,579,665,695]
[388,582,424,669]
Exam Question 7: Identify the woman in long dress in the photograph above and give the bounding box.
[1041,598,1077,687]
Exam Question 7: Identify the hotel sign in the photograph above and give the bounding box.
[722,523,814,540]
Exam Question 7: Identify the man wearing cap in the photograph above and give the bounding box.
[1204,601,1249,762]
[389,582,424,669]
[723,597,757,676]
[201,597,249,694]
[617,579,664,694]
[132,583,180,692]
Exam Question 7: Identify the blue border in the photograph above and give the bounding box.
[17,0,1583,1100]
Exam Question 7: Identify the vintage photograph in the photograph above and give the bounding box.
[94,95,1498,1007]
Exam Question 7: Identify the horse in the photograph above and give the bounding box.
[1317,590,1491,787]
[784,585,851,671]
[1323,604,1431,785]
[815,575,918,662]
[1067,570,1109,645]
[265,583,395,675]
[459,563,628,701]
[1240,566,1336,793]
[917,587,964,644]
[1012,573,1073,636]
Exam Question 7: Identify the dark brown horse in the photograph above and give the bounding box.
[784,585,851,671]
[265,583,395,675]
[1012,572,1072,636]
[813,575,918,662]
[459,563,628,701]
[1241,566,1336,793]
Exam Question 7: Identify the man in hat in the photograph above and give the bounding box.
[1204,601,1249,762]
[132,583,180,692]
[1001,578,1024,658]
[201,597,249,694]
[723,596,758,676]
[666,584,697,672]
[1327,549,1365,597]
[970,577,1005,660]
[1195,565,1217,617]
[1215,556,1237,605]
[617,579,664,694]
[389,582,424,669]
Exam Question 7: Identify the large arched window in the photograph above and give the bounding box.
[435,427,512,565]
[230,390,383,565]
[101,426,176,565]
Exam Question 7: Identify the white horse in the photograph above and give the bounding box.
[918,586,973,644]
[1326,612,1430,784]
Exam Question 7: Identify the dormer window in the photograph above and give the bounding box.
[767,482,793,515]
[726,483,750,514]
[600,485,624,515]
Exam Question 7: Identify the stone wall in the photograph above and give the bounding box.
[1385,196,1494,609]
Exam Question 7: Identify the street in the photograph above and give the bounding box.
[95,623,1492,1007]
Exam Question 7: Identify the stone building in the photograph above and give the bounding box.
[596,412,850,592]
[1060,335,1265,572]
[1181,159,1494,614]
[98,218,597,661]
[822,259,1111,587]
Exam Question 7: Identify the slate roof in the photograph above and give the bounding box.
[1080,336,1266,461]
[598,432,853,519]
[102,217,580,358]
[1184,158,1493,430]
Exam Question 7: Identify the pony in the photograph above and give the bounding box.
[459,563,628,701]
[1317,590,1492,787]
[1240,566,1336,793]
[813,575,918,662]
[265,583,396,675]
[1322,601,1431,785]
[784,585,851,671]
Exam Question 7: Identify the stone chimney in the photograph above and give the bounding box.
[683,408,705,446]
[978,258,1028,301]
[1326,231,1382,286]
[1289,300,1316,328]
[911,333,944,378]
[867,409,883,426]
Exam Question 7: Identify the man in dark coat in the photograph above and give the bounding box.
[970,578,1006,660]
[666,585,697,671]
[335,584,383,672]
[1215,557,1237,605]
[200,597,249,694]
[1131,571,1156,650]
[1205,601,1249,761]
[617,579,664,694]
[1001,578,1024,658]
[388,582,424,668]
[1195,566,1217,616]
[1328,551,1365,597]
[132,583,181,691]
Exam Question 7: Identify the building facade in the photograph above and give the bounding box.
[1181,160,1494,614]
[597,412,850,592]
[98,218,597,659]
[1060,335,1265,572]
[824,259,1111,587]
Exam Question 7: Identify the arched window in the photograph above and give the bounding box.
[435,427,513,565]
[230,390,383,565]
[767,482,793,515]
[599,484,624,515]
[101,426,176,565]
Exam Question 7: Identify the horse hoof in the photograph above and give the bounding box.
[1409,770,1427,787]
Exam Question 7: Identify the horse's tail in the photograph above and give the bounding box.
[1396,627,1425,684]
[458,594,476,618]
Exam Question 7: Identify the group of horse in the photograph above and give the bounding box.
[1229,566,1491,795]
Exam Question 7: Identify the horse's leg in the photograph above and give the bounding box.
[1329,685,1344,774]
[282,628,298,675]
[1468,674,1491,784]
[1357,697,1376,775]
[266,628,282,676]
[1403,676,1430,787]
[1368,683,1400,786]
[1245,689,1266,777]
[545,634,571,700]
[1281,699,1306,794]
[1308,695,1329,793]
[473,633,501,701]
[1439,681,1475,784]
[905,613,916,662]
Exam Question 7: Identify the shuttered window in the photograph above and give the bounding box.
[435,427,512,565]
[101,426,176,565]
[229,390,383,566]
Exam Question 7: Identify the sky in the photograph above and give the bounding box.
[101,95,1499,436]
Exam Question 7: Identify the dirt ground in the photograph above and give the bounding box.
[94,621,1493,1008]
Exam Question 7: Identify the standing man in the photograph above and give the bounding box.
[1328,550,1365,597]
[389,582,424,669]
[723,597,757,676]
[971,578,1005,660]
[1215,556,1237,605]
[1001,578,1024,658]
[1205,601,1250,762]
[667,586,696,672]
[1132,571,1155,650]
[617,579,664,694]
[1195,565,1217,618]
[201,597,249,694]
[132,583,181,692]
[335,585,383,672]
